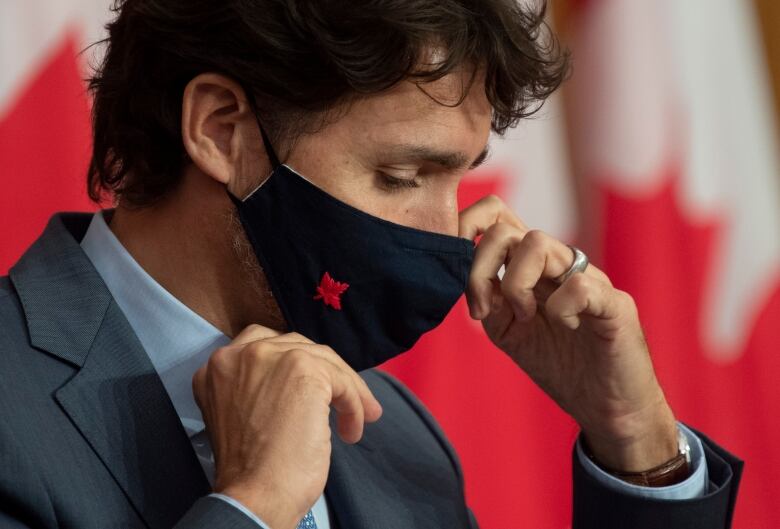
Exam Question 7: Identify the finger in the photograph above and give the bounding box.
[480,278,516,345]
[265,341,382,422]
[231,323,282,345]
[466,222,523,319]
[502,230,619,321]
[500,230,573,321]
[545,273,628,333]
[238,337,380,424]
[317,358,367,444]
[458,194,526,241]
[459,196,612,283]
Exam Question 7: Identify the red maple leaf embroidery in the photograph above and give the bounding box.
[313,272,349,310]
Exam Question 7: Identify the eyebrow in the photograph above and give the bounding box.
[384,144,491,171]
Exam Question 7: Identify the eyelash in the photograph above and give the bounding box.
[378,172,421,191]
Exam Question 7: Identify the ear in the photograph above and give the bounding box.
[181,73,269,195]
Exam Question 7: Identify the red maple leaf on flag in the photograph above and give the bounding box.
[313,272,349,310]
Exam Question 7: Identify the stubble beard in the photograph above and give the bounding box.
[225,208,288,332]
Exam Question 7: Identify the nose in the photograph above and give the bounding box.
[416,188,460,236]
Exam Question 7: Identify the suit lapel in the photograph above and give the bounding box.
[54,299,211,529]
[11,214,210,529]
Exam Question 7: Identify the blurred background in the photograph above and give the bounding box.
[1,0,778,527]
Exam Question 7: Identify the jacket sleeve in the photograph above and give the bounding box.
[467,507,480,529]
[572,427,743,529]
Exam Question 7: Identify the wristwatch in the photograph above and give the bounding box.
[585,427,692,487]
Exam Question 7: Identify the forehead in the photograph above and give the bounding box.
[335,70,492,158]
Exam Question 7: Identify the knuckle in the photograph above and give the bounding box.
[486,222,520,244]
[591,266,612,285]
[522,229,548,249]
[620,289,635,304]
[313,343,338,358]
[567,272,591,293]
[508,237,541,264]
[485,194,504,207]
[207,346,230,369]
[245,323,265,333]
[283,348,314,373]
[283,331,309,343]
[617,289,638,313]
[243,341,268,360]
[481,220,503,238]
[242,323,276,340]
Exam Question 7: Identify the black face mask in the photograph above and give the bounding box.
[228,113,475,371]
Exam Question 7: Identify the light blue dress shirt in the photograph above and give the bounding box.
[79,210,707,528]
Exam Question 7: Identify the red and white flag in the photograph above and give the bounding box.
[564,0,780,526]
[0,1,105,272]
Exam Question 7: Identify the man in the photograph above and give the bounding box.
[0,0,742,528]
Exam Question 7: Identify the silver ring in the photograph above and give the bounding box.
[554,245,589,284]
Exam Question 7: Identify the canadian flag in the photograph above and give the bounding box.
[0,1,106,269]
[1,1,778,528]
[565,1,780,527]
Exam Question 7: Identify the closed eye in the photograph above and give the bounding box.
[377,171,421,191]
[469,146,490,170]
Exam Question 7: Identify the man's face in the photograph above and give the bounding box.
[283,69,493,237]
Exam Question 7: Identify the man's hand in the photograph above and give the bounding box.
[460,195,678,473]
[192,325,383,529]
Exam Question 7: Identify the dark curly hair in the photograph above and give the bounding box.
[87,0,569,206]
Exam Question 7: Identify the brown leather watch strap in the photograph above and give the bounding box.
[605,452,691,487]
[582,434,692,487]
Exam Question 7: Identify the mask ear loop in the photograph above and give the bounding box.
[241,83,281,170]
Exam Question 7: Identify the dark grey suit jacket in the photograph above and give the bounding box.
[0,213,743,528]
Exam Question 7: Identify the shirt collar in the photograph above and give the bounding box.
[79,211,230,436]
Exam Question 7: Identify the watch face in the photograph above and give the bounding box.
[678,428,692,464]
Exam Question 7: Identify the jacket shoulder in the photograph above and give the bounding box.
[0,275,27,343]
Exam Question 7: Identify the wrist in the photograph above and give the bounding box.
[581,400,678,472]
[217,482,300,529]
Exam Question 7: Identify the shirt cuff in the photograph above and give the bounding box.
[209,493,273,528]
[575,422,708,500]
